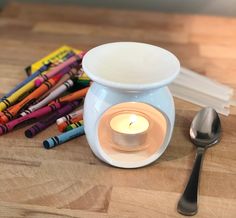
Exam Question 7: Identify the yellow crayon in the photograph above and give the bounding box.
[0,79,36,112]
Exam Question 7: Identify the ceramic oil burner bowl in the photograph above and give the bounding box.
[82,42,180,168]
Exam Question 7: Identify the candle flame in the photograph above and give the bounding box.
[129,114,137,127]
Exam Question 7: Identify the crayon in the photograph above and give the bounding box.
[21,79,74,116]
[49,51,75,68]
[0,62,51,102]
[60,68,91,93]
[0,60,77,112]
[25,45,80,76]
[0,49,78,110]
[68,78,91,93]
[56,108,83,125]
[33,67,82,104]
[75,78,91,87]
[0,102,62,135]
[0,78,38,112]
[25,100,81,138]
[49,66,82,92]
[53,87,89,104]
[34,54,83,87]
[57,114,83,132]
[35,59,81,88]
[43,125,85,149]
[65,120,84,131]
[0,73,63,124]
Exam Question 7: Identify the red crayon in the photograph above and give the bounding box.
[57,114,83,132]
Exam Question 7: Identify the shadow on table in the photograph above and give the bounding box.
[155,111,195,164]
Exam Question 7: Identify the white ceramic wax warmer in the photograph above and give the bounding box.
[82,42,180,168]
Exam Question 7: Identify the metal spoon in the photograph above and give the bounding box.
[177,107,221,216]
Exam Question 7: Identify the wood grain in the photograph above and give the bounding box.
[0,2,235,217]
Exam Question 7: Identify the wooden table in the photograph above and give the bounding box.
[0,2,235,217]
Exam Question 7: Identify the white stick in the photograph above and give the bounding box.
[180,67,234,95]
[174,74,231,101]
[169,83,230,116]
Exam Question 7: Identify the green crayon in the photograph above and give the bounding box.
[65,120,84,131]
[69,78,90,93]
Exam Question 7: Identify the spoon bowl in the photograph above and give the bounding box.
[190,107,221,148]
[177,107,221,216]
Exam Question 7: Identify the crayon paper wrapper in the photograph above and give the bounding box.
[25,45,82,76]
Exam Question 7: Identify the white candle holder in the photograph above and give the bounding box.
[82,42,180,168]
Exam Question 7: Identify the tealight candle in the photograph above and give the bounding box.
[110,113,149,149]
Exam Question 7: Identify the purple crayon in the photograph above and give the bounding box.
[0,102,62,135]
[25,100,81,138]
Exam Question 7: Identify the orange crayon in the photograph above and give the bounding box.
[0,74,63,124]
[54,87,89,104]
[57,114,83,132]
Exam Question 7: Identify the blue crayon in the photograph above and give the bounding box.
[0,62,51,102]
[43,125,85,149]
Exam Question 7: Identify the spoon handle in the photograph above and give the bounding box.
[177,147,205,216]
